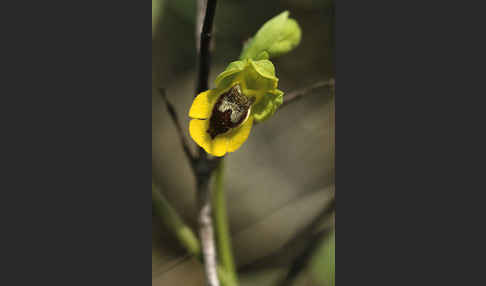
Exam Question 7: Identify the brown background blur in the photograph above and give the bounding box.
[152,0,334,285]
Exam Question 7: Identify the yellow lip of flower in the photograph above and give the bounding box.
[188,88,254,157]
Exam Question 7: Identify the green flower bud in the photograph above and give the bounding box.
[240,11,302,60]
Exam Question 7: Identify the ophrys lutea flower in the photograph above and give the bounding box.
[189,59,284,157]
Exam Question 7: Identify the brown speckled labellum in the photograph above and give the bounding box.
[207,84,256,139]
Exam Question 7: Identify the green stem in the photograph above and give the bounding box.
[212,159,238,284]
[217,265,237,286]
[152,183,200,257]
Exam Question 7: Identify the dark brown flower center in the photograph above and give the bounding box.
[207,85,256,139]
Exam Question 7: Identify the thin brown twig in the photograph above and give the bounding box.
[273,197,335,286]
[196,0,217,161]
[196,0,217,95]
[280,78,335,109]
[275,198,335,286]
[238,194,335,273]
[195,0,208,53]
[159,88,196,168]
[276,228,333,286]
[195,0,221,285]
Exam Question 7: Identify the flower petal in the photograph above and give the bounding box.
[227,116,254,153]
[210,135,229,157]
[188,90,218,119]
[189,119,229,157]
[252,89,283,123]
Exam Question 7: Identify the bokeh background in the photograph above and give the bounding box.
[152,0,334,285]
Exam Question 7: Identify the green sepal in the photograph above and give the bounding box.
[214,59,278,91]
[214,60,246,90]
[252,89,283,123]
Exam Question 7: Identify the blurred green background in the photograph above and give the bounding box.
[152,0,334,285]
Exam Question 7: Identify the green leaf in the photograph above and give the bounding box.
[240,11,302,60]
[167,0,196,24]
[152,0,165,37]
[310,231,335,286]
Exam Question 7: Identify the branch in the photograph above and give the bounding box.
[159,88,196,168]
[196,0,217,95]
[197,168,220,286]
[195,0,217,160]
[158,87,223,286]
[195,0,208,53]
[280,78,335,109]
[158,86,221,286]
[195,1,220,285]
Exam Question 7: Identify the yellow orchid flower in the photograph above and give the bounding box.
[188,59,284,157]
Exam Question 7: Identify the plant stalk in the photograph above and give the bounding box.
[212,159,238,284]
